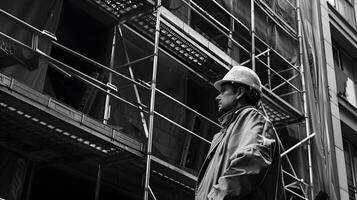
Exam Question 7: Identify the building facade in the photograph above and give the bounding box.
[324,0,357,199]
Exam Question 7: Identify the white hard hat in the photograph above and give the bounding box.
[214,65,262,94]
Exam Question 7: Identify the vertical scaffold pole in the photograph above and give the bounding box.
[227,0,234,58]
[103,26,117,124]
[94,162,102,200]
[25,161,36,200]
[144,0,162,199]
[251,0,256,71]
[297,0,314,198]
[267,48,271,90]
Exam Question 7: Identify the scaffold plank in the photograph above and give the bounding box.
[89,0,155,20]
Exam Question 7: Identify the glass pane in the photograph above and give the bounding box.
[332,45,341,69]
[334,48,357,107]
[346,78,357,107]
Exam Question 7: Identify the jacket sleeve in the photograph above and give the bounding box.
[208,109,277,200]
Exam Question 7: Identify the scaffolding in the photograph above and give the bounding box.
[0,0,319,199]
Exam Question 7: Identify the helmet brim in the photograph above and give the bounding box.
[214,79,262,94]
[214,65,263,94]
[214,80,235,91]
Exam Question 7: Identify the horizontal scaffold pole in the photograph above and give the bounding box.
[114,54,154,69]
[281,132,316,157]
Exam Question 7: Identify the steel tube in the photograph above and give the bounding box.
[124,24,212,84]
[267,48,272,90]
[281,133,316,157]
[285,188,308,200]
[139,80,221,128]
[273,125,307,196]
[148,186,158,200]
[51,41,149,91]
[31,50,142,111]
[255,55,303,93]
[156,88,222,128]
[251,0,256,71]
[255,0,297,39]
[209,0,250,31]
[182,0,229,32]
[144,1,162,199]
[25,162,36,200]
[271,73,300,92]
[278,90,300,98]
[154,111,211,144]
[103,26,117,124]
[180,0,250,54]
[0,9,45,36]
[296,0,314,198]
[0,9,149,90]
[240,48,270,66]
[94,162,102,200]
[118,25,150,138]
[114,54,154,69]
[254,35,300,72]
[282,170,309,187]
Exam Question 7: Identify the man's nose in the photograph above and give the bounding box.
[216,94,222,101]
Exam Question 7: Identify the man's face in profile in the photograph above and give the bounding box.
[216,84,238,114]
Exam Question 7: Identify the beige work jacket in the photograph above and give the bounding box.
[195,106,285,200]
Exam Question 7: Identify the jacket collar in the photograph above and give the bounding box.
[218,109,237,127]
[197,105,253,183]
[218,105,250,127]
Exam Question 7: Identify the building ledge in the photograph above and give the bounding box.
[328,3,357,49]
[338,95,357,132]
[0,72,144,159]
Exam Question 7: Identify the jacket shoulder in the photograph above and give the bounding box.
[236,106,276,136]
[237,106,271,123]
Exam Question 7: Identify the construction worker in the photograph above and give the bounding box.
[195,66,284,200]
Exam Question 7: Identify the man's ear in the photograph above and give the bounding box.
[235,86,245,100]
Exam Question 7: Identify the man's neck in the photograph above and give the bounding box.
[235,101,249,110]
[218,102,250,126]
[220,101,249,116]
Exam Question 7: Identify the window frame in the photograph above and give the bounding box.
[344,139,357,200]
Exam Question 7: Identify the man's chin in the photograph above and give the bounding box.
[217,107,226,115]
[218,105,236,115]
[217,105,224,113]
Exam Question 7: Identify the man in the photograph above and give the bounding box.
[195,66,284,200]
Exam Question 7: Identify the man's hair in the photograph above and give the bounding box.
[231,83,261,106]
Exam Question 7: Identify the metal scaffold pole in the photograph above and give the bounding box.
[297,0,314,198]
[94,162,102,200]
[144,0,162,199]
[103,26,117,124]
[267,48,271,90]
[117,25,150,138]
[251,0,256,71]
